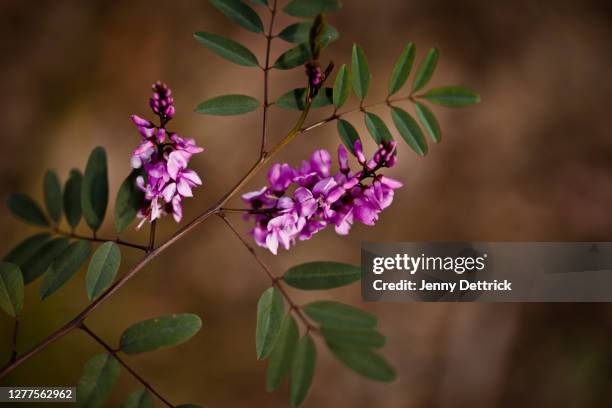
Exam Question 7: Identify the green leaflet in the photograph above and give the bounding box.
[195,94,260,116]
[284,261,361,290]
[415,102,441,143]
[276,88,333,111]
[81,147,109,231]
[333,64,351,109]
[283,0,341,17]
[43,170,62,224]
[290,334,316,407]
[7,193,49,227]
[391,106,428,156]
[210,0,264,33]
[40,240,92,300]
[303,301,377,330]
[321,327,386,350]
[364,112,394,145]
[274,43,311,70]
[0,262,23,317]
[86,242,121,301]
[256,286,284,360]
[336,119,361,156]
[120,314,202,354]
[194,31,259,67]
[266,314,299,391]
[329,346,396,383]
[388,43,415,95]
[421,86,481,107]
[21,238,70,284]
[122,389,153,408]
[114,169,144,233]
[64,169,83,228]
[4,233,51,267]
[278,22,338,45]
[412,48,439,92]
[351,44,371,101]
[76,354,120,408]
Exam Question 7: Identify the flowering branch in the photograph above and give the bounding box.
[218,212,317,333]
[79,324,174,408]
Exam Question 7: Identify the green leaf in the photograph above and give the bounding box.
[40,240,92,300]
[4,233,51,267]
[278,22,338,45]
[0,262,23,317]
[7,194,49,227]
[81,147,109,231]
[87,242,121,301]
[64,169,83,229]
[391,107,428,156]
[329,347,396,383]
[273,43,311,70]
[321,327,386,349]
[333,64,351,109]
[195,94,260,116]
[122,389,153,408]
[388,43,415,96]
[351,44,371,101]
[21,238,69,284]
[283,0,341,17]
[210,0,264,33]
[290,334,316,407]
[364,112,394,145]
[249,0,268,5]
[421,86,481,107]
[256,287,285,360]
[76,354,120,408]
[266,315,299,391]
[303,301,377,330]
[120,314,202,354]
[336,119,361,156]
[177,405,203,408]
[415,102,441,143]
[412,48,439,92]
[284,262,361,290]
[276,88,333,111]
[194,31,259,67]
[114,169,144,233]
[43,170,62,224]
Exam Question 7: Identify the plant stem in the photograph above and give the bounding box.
[300,94,414,134]
[217,212,317,333]
[148,220,157,252]
[0,98,314,380]
[54,228,148,252]
[80,324,174,408]
[260,0,278,156]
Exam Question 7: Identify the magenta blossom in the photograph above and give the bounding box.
[130,82,203,228]
[242,140,402,254]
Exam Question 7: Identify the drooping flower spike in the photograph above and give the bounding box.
[130,82,203,227]
[242,140,402,254]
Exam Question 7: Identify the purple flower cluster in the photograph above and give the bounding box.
[130,82,203,228]
[242,140,402,254]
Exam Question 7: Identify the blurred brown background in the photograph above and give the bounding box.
[1,0,612,407]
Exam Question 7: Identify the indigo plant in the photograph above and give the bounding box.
[0,0,479,406]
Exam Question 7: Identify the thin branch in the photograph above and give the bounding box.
[260,0,278,156]
[9,318,18,364]
[300,94,415,134]
[0,97,315,380]
[80,324,174,408]
[217,212,317,333]
[54,229,148,252]
[148,220,157,252]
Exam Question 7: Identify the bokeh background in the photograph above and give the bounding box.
[2,0,612,407]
